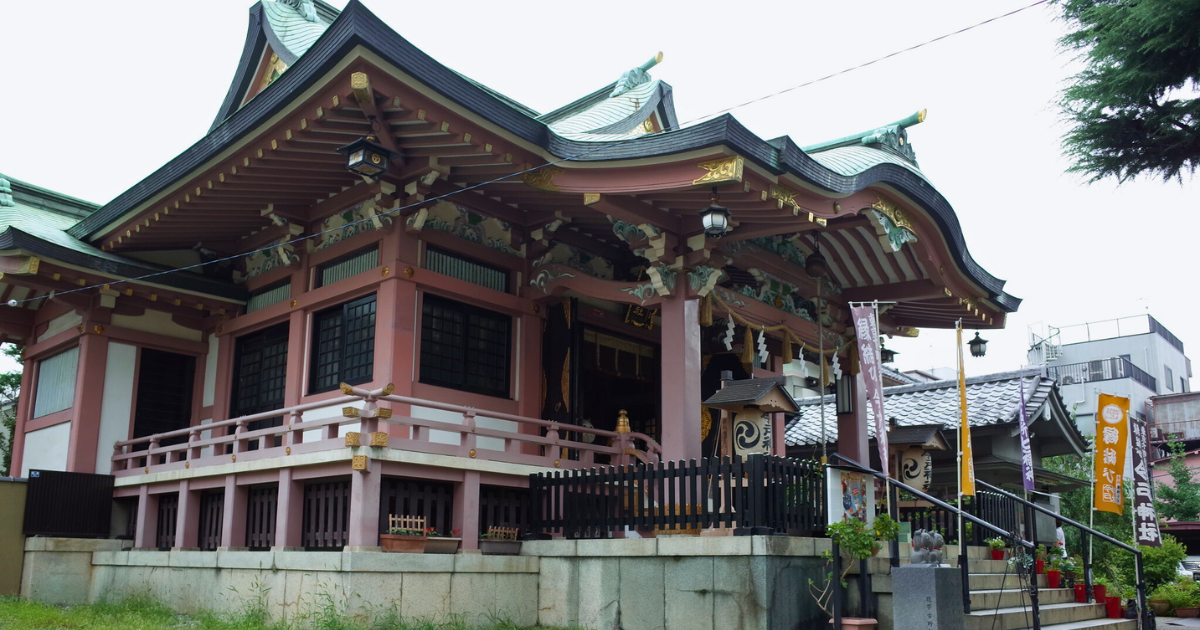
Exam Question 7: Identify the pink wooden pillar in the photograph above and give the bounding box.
[134,485,159,550]
[658,296,703,462]
[65,332,110,473]
[836,371,870,465]
[273,468,305,550]
[9,353,35,477]
[772,412,787,457]
[346,465,383,549]
[453,471,481,550]
[516,310,543,455]
[219,475,248,549]
[374,276,416,438]
[174,479,200,550]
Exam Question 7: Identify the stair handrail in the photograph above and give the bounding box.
[975,479,1150,630]
[828,453,1040,628]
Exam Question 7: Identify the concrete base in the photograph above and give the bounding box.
[891,565,963,630]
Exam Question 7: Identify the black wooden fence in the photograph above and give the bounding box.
[529,455,825,538]
[22,470,114,538]
[897,490,1025,544]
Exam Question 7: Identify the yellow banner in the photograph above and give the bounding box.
[958,325,975,496]
[1093,394,1130,514]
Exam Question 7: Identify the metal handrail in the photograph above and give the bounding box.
[975,479,1150,629]
[828,454,1040,628]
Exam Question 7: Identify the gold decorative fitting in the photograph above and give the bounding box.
[343,407,361,418]
[402,266,414,278]
[381,266,390,277]
[352,455,368,471]
[692,156,745,186]
[554,460,561,468]
[469,449,477,458]
[290,299,298,308]
[92,325,105,334]
[185,462,190,469]
[216,325,225,334]
[532,304,540,314]
[369,432,388,447]
[768,184,801,212]
[339,382,355,395]
[871,196,914,233]
[345,432,362,447]
[231,455,237,463]
[582,193,601,205]
[381,383,395,396]
[285,447,292,455]
[145,467,149,474]
[521,165,564,192]
[616,409,631,434]
[376,408,393,419]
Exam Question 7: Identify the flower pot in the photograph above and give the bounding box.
[1106,596,1121,619]
[827,617,877,630]
[380,534,426,553]
[1177,607,1200,618]
[1035,559,1045,574]
[479,539,522,556]
[1149,599,1171,616]
[990,549,1005,561]
[424,537,461,554]
[1092,585,1106,602]
[1075,584,1088,603]
[1046,570,1061,589]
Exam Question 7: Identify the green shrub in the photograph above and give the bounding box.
[1111,534,1187,593]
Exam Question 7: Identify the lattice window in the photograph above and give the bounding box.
[425,247,508,293]
[198,490,224,551]
[246,484,277,550]
[302,480,350,550]
[480,485,528,534]
[231,323,289,445]
[379,478,453,542]
[156,493,179,551]
[33,346,79,418]
[420,294,511,398]
[246,281,291,313]
[309,294,376,394]
[316,247,378,288]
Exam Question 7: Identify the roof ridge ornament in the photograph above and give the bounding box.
[0,177,13,207]
[610,52,663,98]
[277,0,319,22]
[801,109,927,165]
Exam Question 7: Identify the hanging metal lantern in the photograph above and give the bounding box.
[699,188,731,238]
[805,233,828,278]
[969,331,988,358]
[880,339,898,364]
[336,134,399,178]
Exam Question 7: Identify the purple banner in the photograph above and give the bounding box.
[1130,413,1161,547]
[1018,381,1035,491]
[850,305,888,477]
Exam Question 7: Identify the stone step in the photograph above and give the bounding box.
[1011,618,1137,630]
[880,544,990,560]
[970,587,1075,609]
[963,573,1046,590]
[965,602,1107,630]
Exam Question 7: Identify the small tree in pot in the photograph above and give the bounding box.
[808,514,899,629]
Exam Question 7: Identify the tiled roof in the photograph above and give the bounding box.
[887,424,943,446]
[807,145,929,182]
[785,368,1072,447]
[705,376,793,407]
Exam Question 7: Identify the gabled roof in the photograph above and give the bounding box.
[705,376,796,409]
[785,368,1087,457]
[68,0,1020,314]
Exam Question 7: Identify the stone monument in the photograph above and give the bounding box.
[892,529,963,630]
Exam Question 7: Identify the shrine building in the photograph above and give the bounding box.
[0,0,1019,551]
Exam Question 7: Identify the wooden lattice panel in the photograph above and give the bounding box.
[486,525,519,540]
[388,514,427,535]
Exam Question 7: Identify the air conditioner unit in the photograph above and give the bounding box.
[1062,375,1077,385]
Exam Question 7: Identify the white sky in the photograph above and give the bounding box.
[0,0,1196,382]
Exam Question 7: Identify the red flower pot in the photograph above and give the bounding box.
[990,549,1005,561]
[1093,585,1106,602]
[1047,570,1062,589]
[1106,596,1121,619]
[1036,559,1045,574]
[1074,584,1087,603]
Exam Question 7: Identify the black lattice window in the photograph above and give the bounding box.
[420,294,511,398]
[231,323,289,447]
[302,480,350,550]
[310,294,376,393]
[246,484,277,550]
[198,490,224,551]
[156,493,179,551]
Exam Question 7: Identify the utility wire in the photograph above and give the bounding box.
[7,0,1051,307]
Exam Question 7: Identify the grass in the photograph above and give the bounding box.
[0,597,580,630]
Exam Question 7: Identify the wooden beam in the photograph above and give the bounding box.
[585,194,681,233]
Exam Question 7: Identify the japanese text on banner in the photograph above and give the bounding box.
[1130,413,1160,546]
[1018,381,1035,491]
[1093,394,1129,515]
[850,305,888,477]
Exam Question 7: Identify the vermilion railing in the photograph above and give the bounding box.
[110,383,662,476]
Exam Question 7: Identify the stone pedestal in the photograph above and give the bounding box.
[891,565,963,630]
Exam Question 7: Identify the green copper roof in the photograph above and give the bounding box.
[805,145,929,181]
[262,0,333,65]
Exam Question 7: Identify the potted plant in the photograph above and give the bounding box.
[1046,557,1063,589]
[1092,575,1109,604]
[1034,546,1046,575]
[1164,578,1200,617]
[423,527,462,554]
[985,537,1007,561]
[381,527,427,553]
[479,526,522,556]
[807,515,898,630]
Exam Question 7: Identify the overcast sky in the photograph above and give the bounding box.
[1,0,1196,383]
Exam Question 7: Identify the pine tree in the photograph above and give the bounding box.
[1058,0,1200,183]
[1155,439,1200,522]
[0,344,22,477]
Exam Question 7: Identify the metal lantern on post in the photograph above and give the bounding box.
[699,188,731,238]
[879,338,898,364]
[968,331,988,358]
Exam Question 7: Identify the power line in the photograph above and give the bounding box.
[7,0,1050,307]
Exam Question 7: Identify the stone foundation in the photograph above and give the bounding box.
[22,536,846,630]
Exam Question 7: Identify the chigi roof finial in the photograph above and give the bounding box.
[277,0,318,22]
[610,51,663,98]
